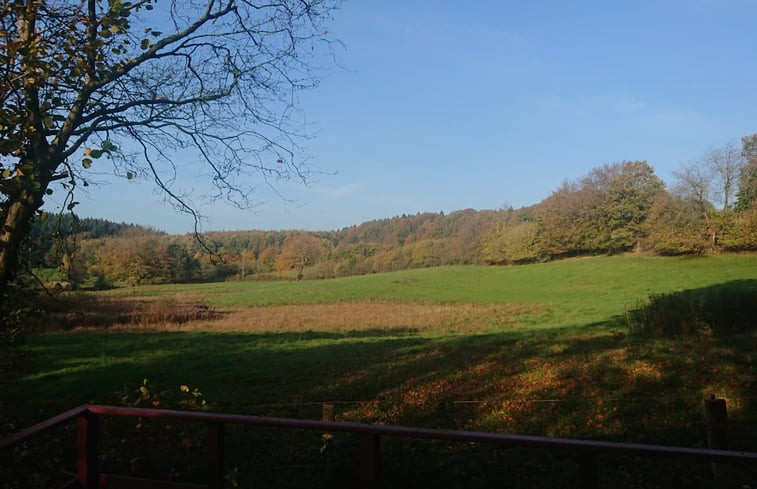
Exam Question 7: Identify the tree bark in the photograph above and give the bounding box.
[0,188,45,293]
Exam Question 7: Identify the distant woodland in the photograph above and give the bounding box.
[27,134,757,288]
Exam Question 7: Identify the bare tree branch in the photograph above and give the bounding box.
[0,0,341,294]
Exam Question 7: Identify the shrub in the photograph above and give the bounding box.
[28,295,218,331]
[628,283,757,337]
[628,291,703,338]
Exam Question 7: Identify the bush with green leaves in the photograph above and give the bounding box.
[628,282,757,337]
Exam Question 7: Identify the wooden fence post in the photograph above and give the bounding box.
[322,403,335,422]
[322,403,336,450]
[704,395,729,483]
[704,395,728,450]
[77,410,99,489]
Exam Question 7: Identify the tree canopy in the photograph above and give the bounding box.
[0,0,339,295]
[536,161,664,256]
[20,145,757,290]
[736,134,757,211]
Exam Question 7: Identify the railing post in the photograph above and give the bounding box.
[77,409,99,489]
[357,433,382,489]
[208,422,225,489]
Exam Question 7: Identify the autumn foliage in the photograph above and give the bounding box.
[26,145,757,288]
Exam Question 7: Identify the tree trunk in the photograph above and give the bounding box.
[0,0,53,297]
[700,208,718,252]
[0,188,45,294]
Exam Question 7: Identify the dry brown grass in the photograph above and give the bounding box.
[184,301,541,334]
[38,297,541,334]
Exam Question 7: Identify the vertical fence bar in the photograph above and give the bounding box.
[358,433,382,489]
[208,422,225,489]
[76,410,99,489]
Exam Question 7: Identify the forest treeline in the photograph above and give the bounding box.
[29,134,757,288]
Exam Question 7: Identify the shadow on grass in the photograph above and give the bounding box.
[10,322,756,488]
[11,322,755,443]
[7,279,757,488]
[8,280,757,487]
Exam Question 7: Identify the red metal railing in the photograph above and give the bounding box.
[2,404,757,488]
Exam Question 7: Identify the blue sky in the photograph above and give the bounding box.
[61,1,757,234]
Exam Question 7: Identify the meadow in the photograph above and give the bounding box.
[4,254,757,487]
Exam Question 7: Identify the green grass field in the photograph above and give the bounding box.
[4,255,757,486]
[102,254,757,322]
